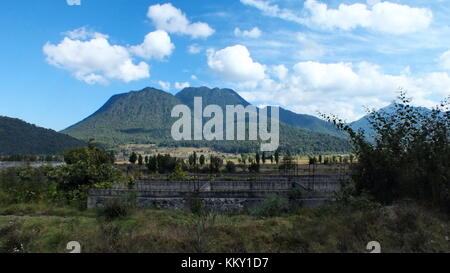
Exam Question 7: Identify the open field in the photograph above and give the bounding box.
[0,202,448,253]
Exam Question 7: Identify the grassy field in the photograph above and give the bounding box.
[0,202,448,253]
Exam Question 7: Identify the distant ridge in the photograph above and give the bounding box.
[0,116,85,155]
[350,103,434,138]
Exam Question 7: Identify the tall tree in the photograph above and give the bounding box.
[274,150,280,165]
[129,152,137,165]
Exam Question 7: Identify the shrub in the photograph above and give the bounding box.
[225,161,236,173]
[97,194,136,221]
[252,194,289,218]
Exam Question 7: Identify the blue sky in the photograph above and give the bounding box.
[1,0,449,131]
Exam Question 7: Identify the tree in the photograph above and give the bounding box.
[138,154,143,166]
[226,161,236,173]
[188,154,195,167]
[61,145,121,192]
[129,152,137,165]
[144,156,149,164]
[210,155,223,173]
[324,91,449,211]
[193,151,198,166]
[262,152,266,164]
[241,154,247,165]
[199,154,206,166]
[256,153,261,165]
[274,150,280,165]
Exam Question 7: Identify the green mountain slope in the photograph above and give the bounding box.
[177,87,344,138]
[63,87,350,154]
[176,86,250,108]
[277,107,344,138]
[63,87,182,145]
[0,116,85,155]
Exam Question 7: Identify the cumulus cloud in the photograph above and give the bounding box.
[130,30,175,60]
[304,0,432,34]
[241,0,432,35]
[234,27,262,38]
[207,45,266,86]
[175,82,190,90]
[147,3,215,38]
[270,65,288,81]
[63,27,107,40]
[43,30,150,84]
[238,60,449,122]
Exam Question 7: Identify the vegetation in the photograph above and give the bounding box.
[325,92,450,212]
[146,154,184,173]
[0,116,85,156]
[0,144,121,209]
[0,201,447,253]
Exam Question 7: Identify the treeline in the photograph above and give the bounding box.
[0,154,62,162]
[0,144,122,208]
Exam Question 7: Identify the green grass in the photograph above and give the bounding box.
[0,203,448,253]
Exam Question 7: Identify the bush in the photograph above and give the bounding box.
[97,194,136,221]
[252,194,289,218]
[248,162,260,173]
[225,161,236,173]
[0,166,60,205]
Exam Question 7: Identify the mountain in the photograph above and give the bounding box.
[350,104,435,139]
[177,87,344,138]
[176,87,250,108]
[0,116,85,155]
[277,107,343,138]
[63,87,351,154]
[64,87,182,145]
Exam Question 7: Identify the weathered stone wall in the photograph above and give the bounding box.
[88,175,345,213]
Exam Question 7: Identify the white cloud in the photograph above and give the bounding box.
[240,0,304,24]
[296,33,325,59]
[130,30,174,60]
[207,45,266,86]
[241,0,433,35]
[175,82,190,90]
[304,0,432,34]
[234,27,262,38]
[67,0,81,6]
[158,81,171,91]
[439,50,450,70]
[238,60,449,122]
[191,75,198,80]
[270,65,288,81]
[188,44,202,54]
[147,3,215,39]
[43,32,150,84]
[63,27,105,40]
